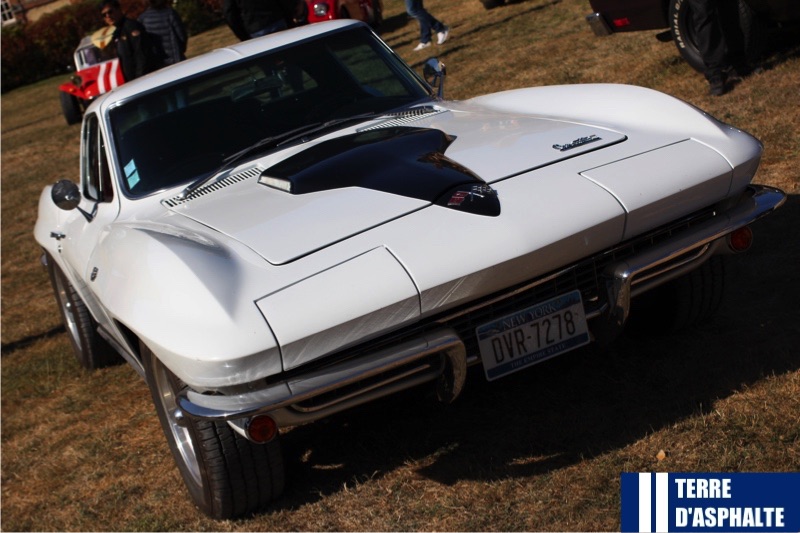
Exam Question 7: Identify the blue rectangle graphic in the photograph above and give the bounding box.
[621,473,800,532]
[621,472,641,533]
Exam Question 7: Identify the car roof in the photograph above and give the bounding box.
[91,19,363,114]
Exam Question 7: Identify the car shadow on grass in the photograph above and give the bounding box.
[273,194,800,508]
[1,325,67,356]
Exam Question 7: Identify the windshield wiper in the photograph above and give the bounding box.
[177,111,384,200]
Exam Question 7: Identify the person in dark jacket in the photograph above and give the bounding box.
[223,0,303,41]
[101,0,162,80]
[139,0,188,66]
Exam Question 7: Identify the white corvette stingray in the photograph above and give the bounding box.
[34,20,785,518]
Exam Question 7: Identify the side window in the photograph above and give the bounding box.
[81,113,114,202]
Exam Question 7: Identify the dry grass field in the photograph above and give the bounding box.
[2,0,799,530]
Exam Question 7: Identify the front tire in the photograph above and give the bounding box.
[46,253,120,369]
[141,343,285,519]
[59,91,83,125]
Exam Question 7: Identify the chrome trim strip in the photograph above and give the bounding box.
[290,362,437,413]
[356,106,444,132]
[630,243,713,292]
[162,166,262,207]
[98,325,145,379]
[269,370,441,427]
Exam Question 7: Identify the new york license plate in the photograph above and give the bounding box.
[476,290,590,381]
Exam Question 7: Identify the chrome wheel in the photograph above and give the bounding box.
[149,353,203,490]
[45,253,120,369]
[51,266,81,348]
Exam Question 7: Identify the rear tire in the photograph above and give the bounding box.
[668,0,708,73]
[627,255,727,334]
[46,253,120,369]
[59,91,83,125]
[669,0,761,74]
[141,343,285,519]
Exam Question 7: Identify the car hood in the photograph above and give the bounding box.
[166,104,730,265]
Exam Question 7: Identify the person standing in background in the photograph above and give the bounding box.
[139,0,188,66]
[101,0,163,80]
[405,0,449,51]
[223,0,304,41]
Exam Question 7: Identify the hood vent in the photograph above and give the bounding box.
[357,106,445,132]
[163,166,263,207]
[258,127,495,209]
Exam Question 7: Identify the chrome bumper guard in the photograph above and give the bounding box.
[177,185,785,425]
[599,185,785,338]
[178,329,467,425]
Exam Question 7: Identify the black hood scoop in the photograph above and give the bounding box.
[259,127,500,216]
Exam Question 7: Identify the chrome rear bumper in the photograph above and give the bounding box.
[177,185,785,427]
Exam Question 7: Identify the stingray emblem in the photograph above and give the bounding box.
[553,134,601,152]
[447,185,495,206]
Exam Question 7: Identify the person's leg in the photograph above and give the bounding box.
[405,0,433,43]
[428,13,446,34]
[687,0,728,84]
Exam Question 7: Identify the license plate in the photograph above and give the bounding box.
[476,289,590,381]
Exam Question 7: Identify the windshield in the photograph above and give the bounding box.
[76,42,116,70]
[110,26,432,198]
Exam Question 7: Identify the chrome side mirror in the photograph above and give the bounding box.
[51,179,81,211]
[423,58,446,99]
[51,179,96,221]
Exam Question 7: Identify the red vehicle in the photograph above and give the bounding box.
[304,0,382,25]
[58,27,124,125]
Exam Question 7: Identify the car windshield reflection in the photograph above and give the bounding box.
[110,27,432,198]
